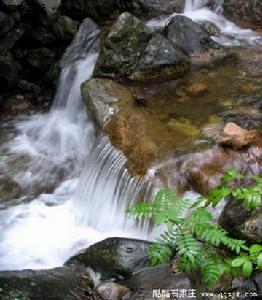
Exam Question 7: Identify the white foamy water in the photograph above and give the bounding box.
[0,26,152,270]
[147,0,262,46]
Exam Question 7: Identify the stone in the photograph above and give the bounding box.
[124,264,192,299]
[81,78,132,128]
[219,197,262,243]
[27,47,56,71]
[150,144,262,196]
[0,51,22,90]
[97,282,130,300]
[1,0,24,10]
[22,26,57,46]
[224,0,262,29]
[199,20,221,36]
[186,82,208,96]
[60,18,100,68]
[0,95,32,116]
[0,24,26,51]
[218,122,258,149]
[65,238,152,280]
[0,267,96,300]
[165,15,220,54]
[95,12,152,78]
[33,0,61,18]
[95,12,189,81]
[129,33,190,81]
[0,11,15,37]
[53,15,79,41]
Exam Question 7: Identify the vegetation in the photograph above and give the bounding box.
[127,168,262,286]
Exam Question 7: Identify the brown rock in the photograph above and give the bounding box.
[186,82,208,96]
[0,95,33,116]
[97,282,130,300]
[218,122,258,149]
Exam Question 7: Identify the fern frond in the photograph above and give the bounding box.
[149,240,173,265]
[127,203,157,219]
[201,259,225,286]
[153,188,174,210]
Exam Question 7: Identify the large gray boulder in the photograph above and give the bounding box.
[94,12,190,81]
[224,0,262,29]
[33,0,61,17]
[65,238,152,279]
[53,15,79,41]
[165,15,220,54]
[81,78,132,128]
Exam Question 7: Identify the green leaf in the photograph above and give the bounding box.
[257,253,262,270]
[250,244,262,255]
[242,261,253,278]
[232,257,247,267]
[154,212,166,226]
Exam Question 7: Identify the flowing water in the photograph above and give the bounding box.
[0,1,261,270]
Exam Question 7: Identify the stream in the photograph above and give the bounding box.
[0,0,261,271]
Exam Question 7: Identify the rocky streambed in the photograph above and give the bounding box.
[0,1,262,300]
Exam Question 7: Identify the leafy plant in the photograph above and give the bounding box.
[127,169,262,286]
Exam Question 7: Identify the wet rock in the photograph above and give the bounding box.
[199,20,221,37]
[124,264,192,299]
[151,144,262,196]
[33,0,61,19]
[224,0,262,29]
[95,12,152,78]
[127,0,185,17]
[0,51,22,90]
[97,282,130,300]
[61,0,119,22]
[0,24,26,51]
[0,11,15,37]
[186,82,208,96]
[53,15,79,41]
[82,78,132,128]
[0,95,32,116]
[0,267,96,300]
[129,33,190,81]
[219,197,262,243]
[218,122,259,149]
[18,80,42,99]
[1,0,24,10]
[60,18,100,68]
[27,47,56,71]
[95,12,189,81]
[22,26,57,46]
[165,15,220,54]
[66,238,152,280]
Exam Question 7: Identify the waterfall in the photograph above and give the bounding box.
[0,19,153,270]
[184,0,224,13]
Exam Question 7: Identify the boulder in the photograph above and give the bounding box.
[127,0,185,17]
[224,0,262,29]
[61,0,119,21]
[53,15,79,41]
[32,0,61,19]
[81,78,132,128]
[95,12,190,81]
[0,11,14,37]
[0,51,22,90]
[60,18,100,68]
[0,0,24,10]
[97,282,130,300]
[65,238,152,280]
[219,197,262,243]
[27,47,56,71]
[129,33,190,81]
[199,20,221,37]
[218,122,259,149]
[95,12,152,78]
[165,15,220,54]
[22,26,57,46]
[124,264,192,299]
[0,24,26,51]
[0,267,98,300]
[150,144,262,196]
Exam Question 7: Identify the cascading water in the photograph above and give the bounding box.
[147,0,261,46]
[0,20,152,270]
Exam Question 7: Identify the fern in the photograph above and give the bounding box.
[127,169,262,286]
